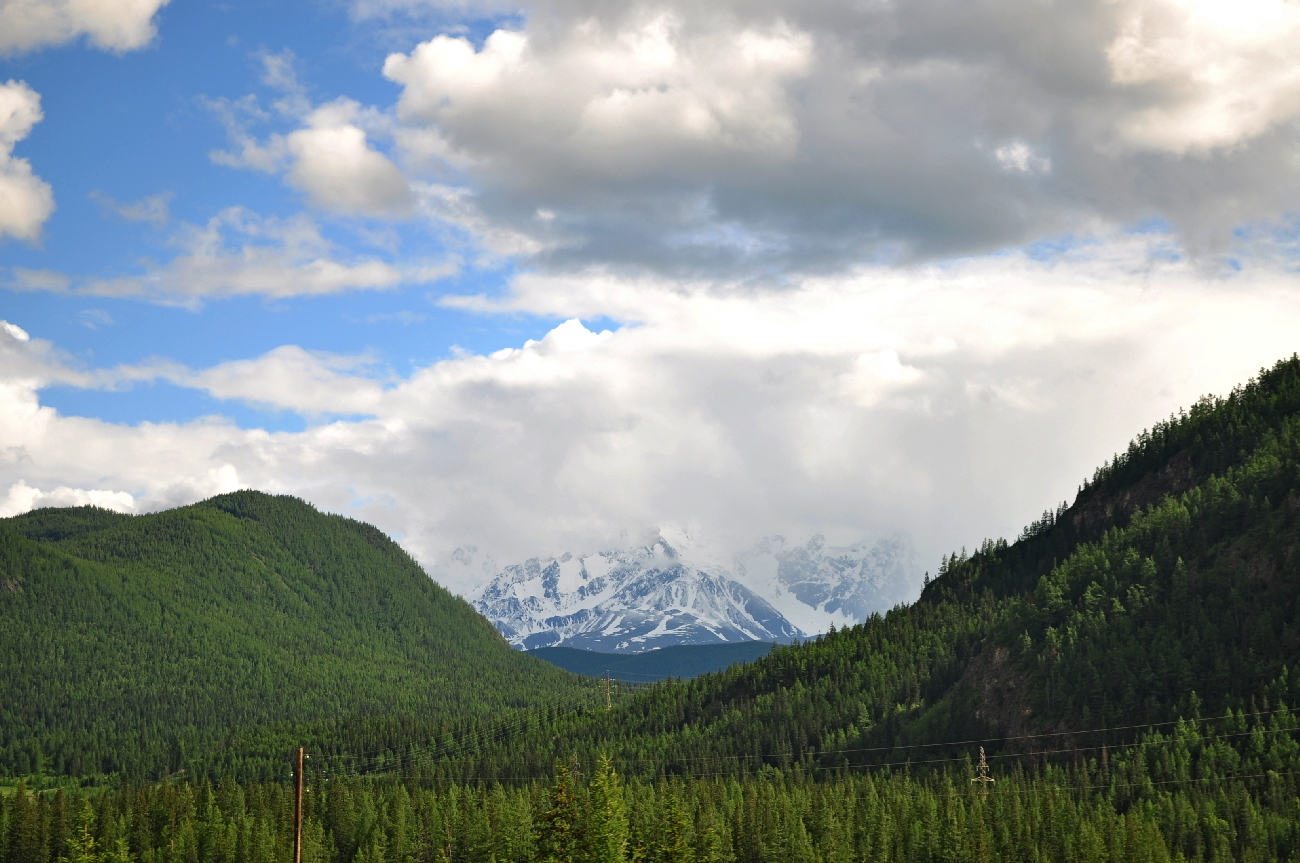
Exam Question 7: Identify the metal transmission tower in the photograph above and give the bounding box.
[971,746,995,791]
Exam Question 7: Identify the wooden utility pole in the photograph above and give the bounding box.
[605,671,611,711]
[293,747,304,863]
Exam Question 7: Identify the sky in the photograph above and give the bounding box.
[2,0,1300,596]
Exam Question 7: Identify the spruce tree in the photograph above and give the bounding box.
[588,755,628,863]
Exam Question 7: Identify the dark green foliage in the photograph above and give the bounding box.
[528,644,777,682]
[7,507,132,544]
[7,714,1300,863]
[0,492,581,781]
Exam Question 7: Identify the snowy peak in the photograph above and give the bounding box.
[734,534,918,635]
[470,531,921,654]
[472,538,802,653]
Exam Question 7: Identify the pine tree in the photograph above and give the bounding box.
[537,761,582,863]
[57,803,97,863]
[588,755,628,863]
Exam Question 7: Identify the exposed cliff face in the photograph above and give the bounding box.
[957,645,1036,740]
[1068,449,1199,538]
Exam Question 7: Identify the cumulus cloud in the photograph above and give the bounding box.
[0,80,54,242]
[370,0,1300,271]
[1105,0,1300,153]
[4,232,1300,596]
[284,102,415,217]
[209,52,413,218]
[0,480,135,517]
[384,14,812,172]
[0,0,170,55]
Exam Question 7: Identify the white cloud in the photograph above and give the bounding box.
[0,480,136,517]
[0,320,29,346]
[994,142,1051,175]
[3,232,1300,596]
[1106,0,1300,153]
[77,309,113,329]
[208,52,413,219]
[185,346,390,416]
[357,0,1300,270]
[285,101,414,217]
[0,80,53,242]
[8,267,69,291]
[384,13,812,176]
[0,0,170,55]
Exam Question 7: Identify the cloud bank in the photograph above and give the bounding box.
[4,234,1299,594]
[372,0,1300,272]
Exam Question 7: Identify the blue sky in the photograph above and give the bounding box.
[3,0,556,431]
[3,0,1300,594]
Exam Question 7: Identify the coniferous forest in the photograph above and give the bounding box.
[7,357,1300,861]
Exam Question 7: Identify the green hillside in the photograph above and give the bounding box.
[0,491,579,781]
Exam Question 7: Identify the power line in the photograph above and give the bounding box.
[296,706,1300,783]
[580,705,1300,768]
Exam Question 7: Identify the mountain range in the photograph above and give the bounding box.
[471,531,919,652]
[471,536,799,651]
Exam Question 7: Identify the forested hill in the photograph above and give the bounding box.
[377,355,1300,782]
[0,491,580,781]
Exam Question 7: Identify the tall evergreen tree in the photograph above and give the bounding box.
[587,755,627,863]
[536,762,582,863]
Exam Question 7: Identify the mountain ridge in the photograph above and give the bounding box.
[472,536,802,651]
[0,490,578,780]
[472,532,919,651]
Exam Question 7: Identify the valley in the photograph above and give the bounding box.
[5,356,1300,862]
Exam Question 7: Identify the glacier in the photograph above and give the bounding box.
[470,531,921,653]
[472,535,801,652]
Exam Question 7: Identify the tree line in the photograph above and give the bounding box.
[6,709,1300,863]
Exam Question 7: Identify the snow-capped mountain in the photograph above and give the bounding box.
[733,534,918,635]
[472,535,802,652]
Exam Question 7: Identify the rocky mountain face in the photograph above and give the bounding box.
[471,531,920,652]
[471,536,800,652]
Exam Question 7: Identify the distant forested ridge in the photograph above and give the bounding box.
[0,491,580,781]
[528,643,777,681]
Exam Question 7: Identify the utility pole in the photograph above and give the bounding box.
[605,670,611,711]
[970,746,995,793]
[293,747,304,863]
